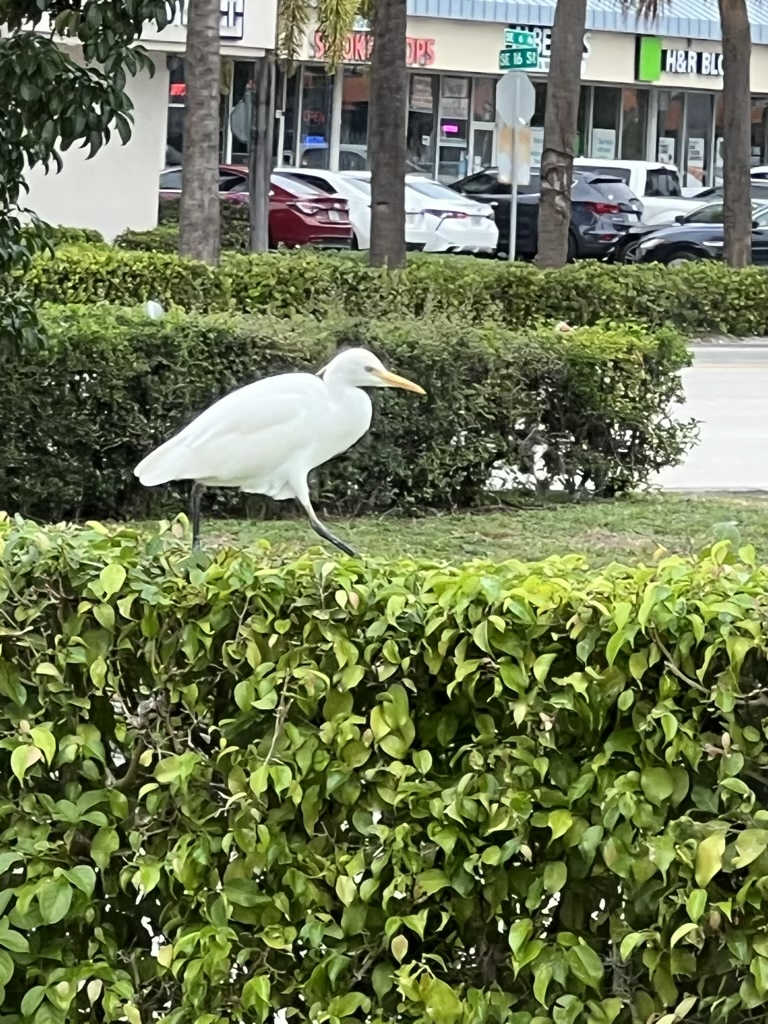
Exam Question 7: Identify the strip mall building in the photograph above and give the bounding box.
[23,0,768,237]
[174,0,768,187]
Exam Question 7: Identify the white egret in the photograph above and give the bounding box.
[134,347,425,555]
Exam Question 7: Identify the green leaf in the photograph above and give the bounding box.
[372,962,394,999]
[566,944,604,988]
[11,744,42,782]
[752,955,768,995]
[100,562,126,597]
[0,950,14,988]
[335,875,356,907]
[553,995,583,1024]
[417,869,450,894]
[695,831,726,887]
[38,878,73,924]
[685,888,707,923]
[391,934,408,963]
[533,962,553,1005]
[640,766,675,805]
[21,986,46,1016]
[0,927,29,953]
[423,977,463,1024]
[29,727,56,765]
[543,860,567,893]
[509,918,533,955]
[548,809,573,840]
[733,828,768,868]
[670,922,698,947]
[619,932,645,961]
[91,827,120,870]
[413,750,432,774]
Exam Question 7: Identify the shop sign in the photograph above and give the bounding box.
[310,30,436,66]
[636,37,723,81]
[663,48,723,76]
[505,25,590,74]
[169,0,244,39]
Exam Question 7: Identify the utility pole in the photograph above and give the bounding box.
[248,57,275,252]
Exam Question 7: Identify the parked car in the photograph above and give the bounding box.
[344,171,499,254]
[571,158,699,224]
[159,164,353,250]
[450,166,642,260]
[608,197,768,262]
[629,200,768,265]
[273,168,373,248]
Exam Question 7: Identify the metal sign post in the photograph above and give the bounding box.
[495,71,536,262]
[509,126,518,262]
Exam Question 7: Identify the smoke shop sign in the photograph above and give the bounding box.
[310,30,436,66]
[663,48,723,76]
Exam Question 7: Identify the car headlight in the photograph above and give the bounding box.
[637,237,664,251]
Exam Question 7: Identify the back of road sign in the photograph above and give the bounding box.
[495,72,536,127]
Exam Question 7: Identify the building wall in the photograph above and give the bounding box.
[25,61,169,240]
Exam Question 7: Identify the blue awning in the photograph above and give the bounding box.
[408,0,768,44]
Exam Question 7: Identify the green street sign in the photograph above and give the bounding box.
[499,47,539,71]
[504,29,536,47]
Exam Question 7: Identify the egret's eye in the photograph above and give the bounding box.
[365,365,375,372]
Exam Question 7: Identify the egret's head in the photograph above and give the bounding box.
[319,347,426,394]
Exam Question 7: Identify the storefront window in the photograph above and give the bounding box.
[407,74,438,174]
[299,68,334,168]
[165,55,228,166]
[714,95,768,182]
[684,91,713,186]
[591,86,620,159]
[620,88,648,160]
[472,77,495,122]
[438,76,470,180]
[656,89,684,168]
[340,67,370,170]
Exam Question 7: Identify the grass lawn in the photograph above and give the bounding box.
[180,493,768,566]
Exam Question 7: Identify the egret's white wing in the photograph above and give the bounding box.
[135,372,324,489]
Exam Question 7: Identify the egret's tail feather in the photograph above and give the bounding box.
[134,437,191,487]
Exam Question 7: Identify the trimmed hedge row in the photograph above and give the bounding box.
[26,243,768,334]
[0,517,767,1024]
[0,305,694,520]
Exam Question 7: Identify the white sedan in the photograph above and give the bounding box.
[345,171,498,254]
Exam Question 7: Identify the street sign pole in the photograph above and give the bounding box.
[495,72,535,263]
[509,128,518,262]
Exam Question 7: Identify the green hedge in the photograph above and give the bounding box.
[1,517,767,1024]
[26,244,768,334]
[0,305,693,521]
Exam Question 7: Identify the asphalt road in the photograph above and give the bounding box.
[655,345,768,491]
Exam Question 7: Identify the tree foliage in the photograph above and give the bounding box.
[1,519,768,1024]
[0,0,176,350]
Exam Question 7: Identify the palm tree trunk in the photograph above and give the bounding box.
[179,0,221,264]
[718,0,752,267]
[369,0,407,268]
[535,0,587,268]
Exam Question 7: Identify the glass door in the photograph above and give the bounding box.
[469,77,496,173]
[437,76,470,182]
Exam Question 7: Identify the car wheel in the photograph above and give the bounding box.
[665,249,703,267]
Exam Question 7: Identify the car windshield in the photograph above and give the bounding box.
[645,167,682,197]
[576,164,632,184]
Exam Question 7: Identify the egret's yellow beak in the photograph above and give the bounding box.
[372,368,426,395]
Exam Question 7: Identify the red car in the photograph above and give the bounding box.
[159,164,353,250]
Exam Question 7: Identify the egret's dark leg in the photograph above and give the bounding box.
[190,482,205,550]
[301,500,356,557]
